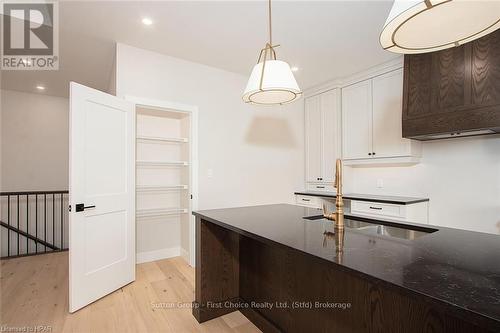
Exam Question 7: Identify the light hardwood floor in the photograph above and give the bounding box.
[0,252,261,333]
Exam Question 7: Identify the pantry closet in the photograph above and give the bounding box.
[134,103,196,264]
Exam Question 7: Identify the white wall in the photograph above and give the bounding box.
[1,89,69,191]
[344,135,500,235]
[115,43,304,260]
[115,43,304,210]
[108,50,116,95]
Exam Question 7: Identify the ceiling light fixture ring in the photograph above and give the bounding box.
[380,0,500,54]
[392,17,500,52]
[245,88,301,106]
[381,0,451,51]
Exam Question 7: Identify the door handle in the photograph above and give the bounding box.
[75,203,96,212]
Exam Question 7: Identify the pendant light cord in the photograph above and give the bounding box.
[255,0,277,64]
[268,0,272,46]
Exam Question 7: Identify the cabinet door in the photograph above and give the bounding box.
[321,89,341,182]
[372,69,411,158]
[342,80,372,159]
[403,29,500,138]
[471,31,500,107]
[305,95,322,182]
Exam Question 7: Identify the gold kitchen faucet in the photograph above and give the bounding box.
[323,159,344,229]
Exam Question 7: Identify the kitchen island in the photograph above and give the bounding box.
[192,204,500,332]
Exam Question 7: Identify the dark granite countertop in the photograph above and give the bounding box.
[295,191,429,204]
[194,204,500,329]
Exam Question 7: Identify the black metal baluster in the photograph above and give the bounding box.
[17,195,19,256]
[60,193,63,249]
[7,195,10,257]
[52,194,55,250]
[26,194,29,254]
[35,195,38,254]
[0,190,69,258]
[44,194,47,252]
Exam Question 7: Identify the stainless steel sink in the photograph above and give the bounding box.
[304,215,436,240]
[348,223,428,240]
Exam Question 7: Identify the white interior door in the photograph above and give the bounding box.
[69,82,135,313]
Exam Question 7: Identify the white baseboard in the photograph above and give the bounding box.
[136,247,181,264]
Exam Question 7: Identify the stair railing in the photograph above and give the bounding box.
[0,190,69,259]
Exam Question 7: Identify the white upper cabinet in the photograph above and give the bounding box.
[341,80,372,160]
[305,89,341,185]
[305,95,322,182]
[342,68,421,165]
[321,89,341,182]
[372,69,412,158]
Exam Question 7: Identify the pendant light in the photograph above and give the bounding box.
[380,0,500,54]
[242,0,301,105]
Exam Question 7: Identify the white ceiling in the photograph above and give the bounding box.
[1,1,399,98]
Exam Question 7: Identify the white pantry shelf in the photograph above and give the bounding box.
[136,185,188,192]
[136,208,188,219]
[137,135,188,143]
[135,103,194,263]
[136,160,189,167]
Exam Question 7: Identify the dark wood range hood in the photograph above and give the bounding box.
[402,29,500,140]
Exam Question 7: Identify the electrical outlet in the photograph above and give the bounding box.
[376,179,384,188]
[207,168,213,178]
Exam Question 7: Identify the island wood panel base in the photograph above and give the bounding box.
[193,217,495,333]
[193,216,240,323]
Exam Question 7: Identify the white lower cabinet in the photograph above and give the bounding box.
[295,194,429,224]
[306,183,336,192]
[350,200,404,220]
[295,195,322,208]
[350,200,428,224]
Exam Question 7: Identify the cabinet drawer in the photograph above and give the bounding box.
[306,183,336,192]
[295,195,321,208]
[350,200,405,219]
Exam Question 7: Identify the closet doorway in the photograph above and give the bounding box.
[129,97,198,266]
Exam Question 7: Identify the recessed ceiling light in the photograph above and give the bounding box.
[142,17,153,26]
[291,66,299,72]
[36,85,45,91]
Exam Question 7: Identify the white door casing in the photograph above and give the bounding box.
[69,82,135,313]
